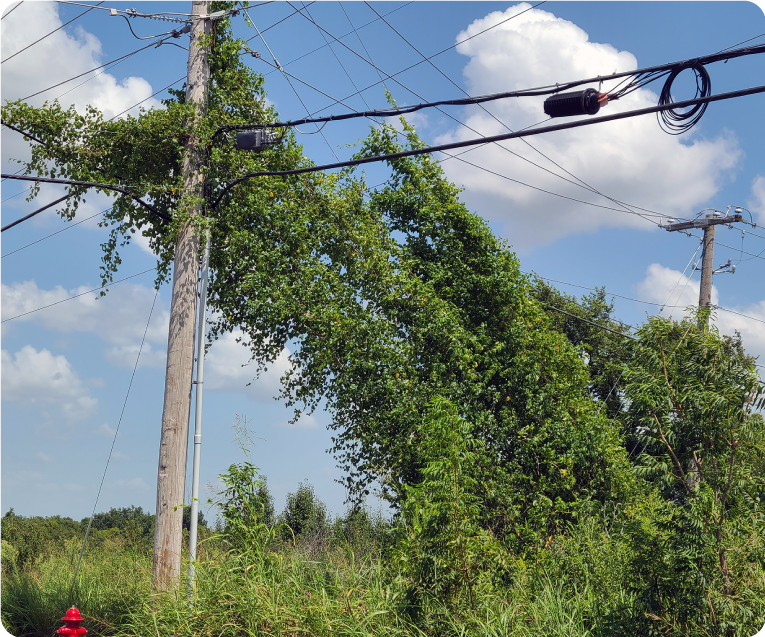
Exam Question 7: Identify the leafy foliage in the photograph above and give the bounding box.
[395,396,508,614]
[532,279,635,420]
[279,480,329,544]
[1,511,82,570]
[623,311,765,633]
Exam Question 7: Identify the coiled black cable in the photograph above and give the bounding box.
[657,62,712,134]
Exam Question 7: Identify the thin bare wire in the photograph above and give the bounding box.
[2,1,104,64]
[660,239,704,312]
[70,283,159,603]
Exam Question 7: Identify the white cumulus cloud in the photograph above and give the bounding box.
[1,280,169,367]
[2,345,98,421]
[1,2,162,119]
[747,175,765,225]
[435,3,741,249]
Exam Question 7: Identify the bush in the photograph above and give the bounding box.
[1,509,83,571]
[83,506,155,546]
[279,480,329,547]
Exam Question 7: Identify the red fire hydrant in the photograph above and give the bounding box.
[57,607,87,637]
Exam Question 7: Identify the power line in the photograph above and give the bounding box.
[537,276,765,327]
[2,1,103,64]
[300,2,379,118]
[0,173,169,221]
[245,10,340,159]
[295,1,543,115]
[1,267,157,323]
[363,0,660,227]
[249,2,411,68]
[1,187,32,203]
[259,5,742,226]
[108,75,185,121]
[1,1,23,19]
[660,240,703,312]
[55,0,273,17]
[439,151,666,223]
[210,84,765,208]
[692,236,765,263]
[18,36,173,101]
[2,209,107,259]
[1,194,71,232]
[543,303,637,340]
[278,4,659,225]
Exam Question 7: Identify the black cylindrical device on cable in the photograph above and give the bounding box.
[236,129,276,151]
[543,88,604,118]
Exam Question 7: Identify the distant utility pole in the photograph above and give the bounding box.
[153,0,210,592]
[663,209,742,329]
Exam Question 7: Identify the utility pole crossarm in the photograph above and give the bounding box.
[663,211,744,329]
[662,214,742,232]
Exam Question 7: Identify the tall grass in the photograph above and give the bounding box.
[1,537,151,637]
[3,508,764,636]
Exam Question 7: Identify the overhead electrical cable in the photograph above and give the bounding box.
[363,0,659,225]
[210,84,765,208]
[544,304,637,340]
[1,267,157,323]
[2,1,103,64]
[297,1,545,113]
[249,2,410,68]
[299,2,380,122]
[52,0,258,20]
[227,52,667,224]
[265,5,658,225]
[696,237,765,263]
[714,32,765,55]
[1,1,23,19]
[246,1,316,40]
[247,56,378,133]
[660,239,704,312]
[0,173,170,221]
[108,75,186,121]
[279,43,763,127]
[443,152,665,223]
[249,11,762,224]
[114,13,189,40]
[1,122,44,144]
[338,1,387,88]
[537,276,765,326]
[245,10,340,158]
[18,36,177,101]
[2,209,107,258]
[1,194,72,232]
[1,187,32,203]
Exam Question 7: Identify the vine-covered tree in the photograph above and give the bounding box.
[3,2,633,549]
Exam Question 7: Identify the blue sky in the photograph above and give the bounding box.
[2,1,764,522]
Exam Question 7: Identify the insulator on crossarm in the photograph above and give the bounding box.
[543,88,608,118]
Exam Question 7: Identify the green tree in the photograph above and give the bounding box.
[395,396,508,614]
[3,4,631,550]
[624,311,765,634]
[278,119,634,547]
[532,279,635,421]
[279,481,328,543]
[85,505,155,542]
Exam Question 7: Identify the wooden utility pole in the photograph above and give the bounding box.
[698,223,716,312]
[153,0,210,591]
[664,211,742,330]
